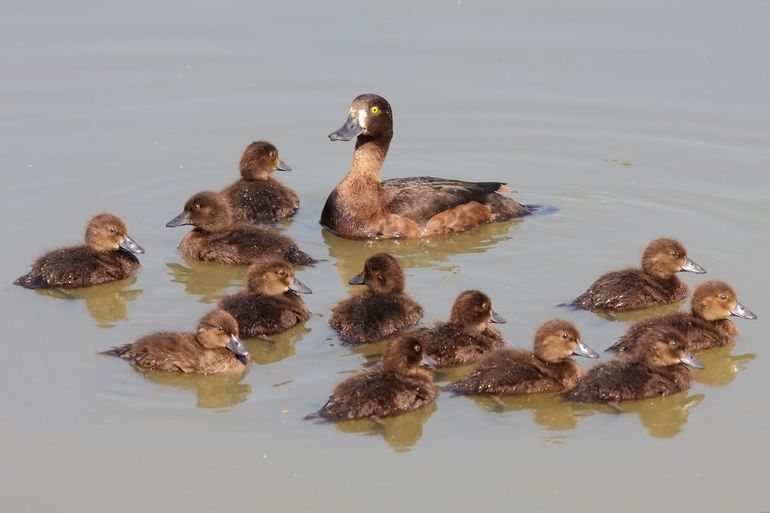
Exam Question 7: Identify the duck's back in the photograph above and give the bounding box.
[418,323,504,367]
[179,226,315,266]
[223,178,299,224]
[219,291,309,337]
[573,269,687,311]
[329,293,423,344]
[565,360,692,403]
[16,246,139,289]
[608,314,734,354]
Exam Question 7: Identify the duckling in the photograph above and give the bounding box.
[570,238,705,312]
[329,253,423,344]
[315,335,438,421]
[15,213,144,289]
[414,290,506,367]
[451,320,599,396]
[321,93,530,239]
[565,326,704,403]
[607,280,757,354]
[221,141,299,224]
[165,191,316,266]
[218,256,312,338]
[103,310,249,374]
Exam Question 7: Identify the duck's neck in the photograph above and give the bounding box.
[345,135,391,183]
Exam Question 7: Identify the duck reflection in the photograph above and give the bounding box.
[332,403,437,452]
[166,257,247,303]
[139,368,251,409]
[592,301,686,323]
[467,394,583,431]
[36,276,143,328]
[244,324,311,365]
[690,345,755,387]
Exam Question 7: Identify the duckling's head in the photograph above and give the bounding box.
[196,310,249,363]
[635,326,704,369]
[85,213,144,254]
[449,290,506,331]
[245,257,312,296]
[166,191,233,231]
[381,335,434,377]
[348,253,405,295]
[239,141,291,180]
[329,94,393,142]
[641,238,705,279]
[691,281,756,321]
[533,319,598,363]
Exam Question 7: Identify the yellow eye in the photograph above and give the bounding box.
[370,106,380,114]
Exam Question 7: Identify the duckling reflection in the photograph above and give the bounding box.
[690,346,755,387]
[331,402,437,452]
[592,300,685,323]
[138,368,251,409]
[166,257,246,303]
[244,324,311,365]
[468,394,583,431]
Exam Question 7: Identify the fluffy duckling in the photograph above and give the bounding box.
[570,238,705,312]
[565,326,704,403]
[166,191,316,266]
[315,335,438,421]
[103,310,249,374]
[15,213,144,289]
[329,253,423,344]
[415,290,506,367]
[608,280,757,354]
[218,256,312,338]
[451,320,599,396]
[221,141,299,224]
[321,93,530,239]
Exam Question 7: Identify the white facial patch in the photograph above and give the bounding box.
[357,109,368,129]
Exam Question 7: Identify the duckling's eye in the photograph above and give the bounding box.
[562,333,569,339]
[668,340,678,348]
[277,270,287,277]
[370,105,380,114]
[719,294,728,301]
[670,251,679,258]
[193,204,201,211]
[269,151,276,158]
[481,303,489,310]
[413,344,420,353]
[108,228,117,234]
[218,326,224,332]
[377,274,385,283]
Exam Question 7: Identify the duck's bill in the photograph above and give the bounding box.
[289,278,312,294]
[165,212,191,227]
[347,271,365,285]
[328,114,364,142]
[490,311,506,324]
[226,334,250,358]
[573,340,600,359]
[730,301,757,320]
[276,160,292,172]
[680,351,705,369]
[422,354,438,369]
[680,257,706,274]
[120,234,145,254]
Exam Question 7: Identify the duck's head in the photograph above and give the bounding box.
[381,335,435,377]
[691,280,756,321]
[641,238,705,279]
[239,141,291,180]
[533,319,598,363]
[635,326,704,369]
[196,310,249,364]
[329,94,393,142]
[166,191,233,231]
[449,290,506,332]
[85,213,144,254]
[245,257,312,296]
[347,253,405,295]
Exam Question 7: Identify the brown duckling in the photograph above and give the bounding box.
[221,140,299,224]
[565,326,704,403]
[321,93,530,239]
[415,290,506,367]
[165,191,316,266]
[218,256,312,338]
[608,280,757,354]
[15,213,144,289]
[103,310,249,374]
[329,253,423,344]
[451,320,599,396]
[315,335,438,421]
[570,238,705,312]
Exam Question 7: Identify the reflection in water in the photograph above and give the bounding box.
[592,301,686,324]
[469,393,584,432]
[36,277,143,328]
[245,324,311,365]
[691,345,755,387]
[139,368,251,409]
[166,258,247,303]
[332,403,437,452]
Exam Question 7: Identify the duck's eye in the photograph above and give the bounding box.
[193,204,200,211]
[670,251,679,258]
[668,340,678,347]
[562,333,569,339]
[413,345,420,353]
[719,294,728,301]
[481,303,489,310]
[108,228,117,234]
[269,151,276,158]
[277,270,287,277]
[218,326,224,332]
[377,274,385,283]
[370,105,380,114]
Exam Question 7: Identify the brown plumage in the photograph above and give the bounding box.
[329,253,423,344]
[165,191,316,266]
[320,93,530,239]
[565,326,704,403]
[221,140,299,224]
[415,290,506,367]
[570,238,705,312]
[218,256,312,338]
[607,281,757,354]
[15,213,144,289]
[451,320,599,396]
[103,310,250,374]
[316,335,438,421]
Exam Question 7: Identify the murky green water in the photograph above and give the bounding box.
[2,1,769,512]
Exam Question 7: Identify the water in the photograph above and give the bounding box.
[2,1,769,511]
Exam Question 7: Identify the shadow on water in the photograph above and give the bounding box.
[166,257,247,303]
[332,403,437,452]
[691,345,755,387]
[36,277,143,328]
[243,324,312,365]
[138,368,252,409]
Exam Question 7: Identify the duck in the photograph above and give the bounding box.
[103,309,250,374]
[414,290,506,367]
[165,191,316,266]
[221,140,299,224]
[607,280,757,354]
[218,256,312,338]
[451,319,599,396]
[564,326,704,403]
[314,335,438,421]
[329,253,423,344]
[15,213,144,289]
[569,238,705,312]
[320,93,530,239]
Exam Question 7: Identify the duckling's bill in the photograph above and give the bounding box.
[119,234,145,254]
[166,212,191,227]
[730,301,757,319]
